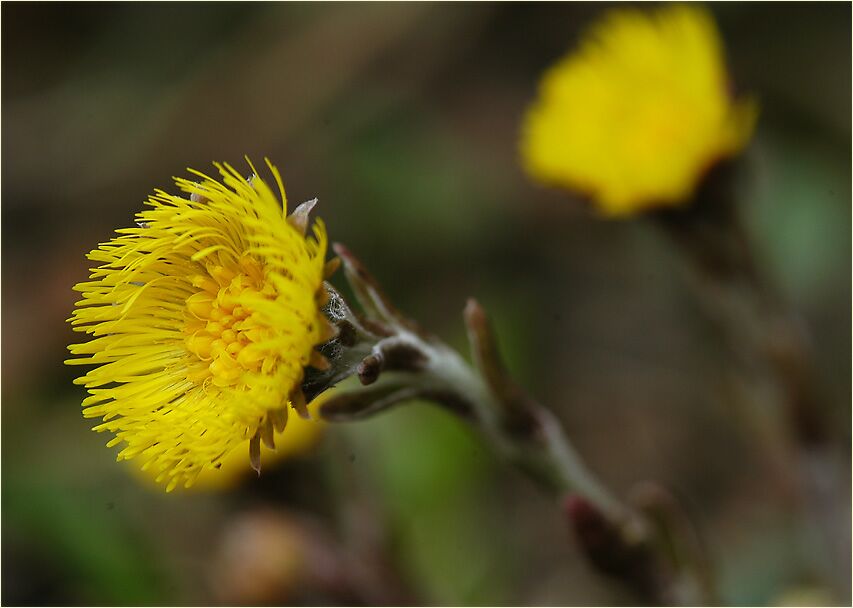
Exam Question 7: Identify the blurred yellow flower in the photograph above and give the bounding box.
[521,4,757,216]
[67,159,334,491]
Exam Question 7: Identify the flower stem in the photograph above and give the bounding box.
[653,162,848,596]
[313,245,710,604]
[417,327,624,519]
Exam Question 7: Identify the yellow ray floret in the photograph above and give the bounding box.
[67,159,330,491]
[129,391,331,493]
[521,4,758,216]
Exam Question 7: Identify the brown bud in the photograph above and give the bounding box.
[564,495,665,602]
[357,353,384,386]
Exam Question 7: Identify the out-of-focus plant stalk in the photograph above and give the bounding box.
[654,164,828,450]
[304,244,712,604]
[652,163,848,595]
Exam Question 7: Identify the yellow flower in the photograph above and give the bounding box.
[521,4,757,216]
[67,159,335,491]
[130,392,330,492]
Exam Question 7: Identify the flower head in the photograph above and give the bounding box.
[521,4,757,216]
[67,159,335,491]
[131,392,331,492]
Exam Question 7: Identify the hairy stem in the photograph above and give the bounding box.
[313,245,710,604]
[418,332,624,518]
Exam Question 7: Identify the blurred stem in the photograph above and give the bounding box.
[654,164,831,448]
[397,311,624,519]
[311,245,710,604]
[318,246,623,517]
[652,162,848,595]
[653,163,831,469]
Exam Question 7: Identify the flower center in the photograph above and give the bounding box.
[183,256,276,388]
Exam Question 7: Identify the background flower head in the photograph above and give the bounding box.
[67,160,331,491]
[521,4,758,216]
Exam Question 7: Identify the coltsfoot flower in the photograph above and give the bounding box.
[131,392,331,492]
[521,4,757,216]
[67,159,337,491]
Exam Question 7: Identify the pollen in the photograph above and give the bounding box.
[183,256,279,388]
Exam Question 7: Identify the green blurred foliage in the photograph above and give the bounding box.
[345,404,515,605]
[4,472,169,605]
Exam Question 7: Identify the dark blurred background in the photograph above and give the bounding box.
[2,2,850,605]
